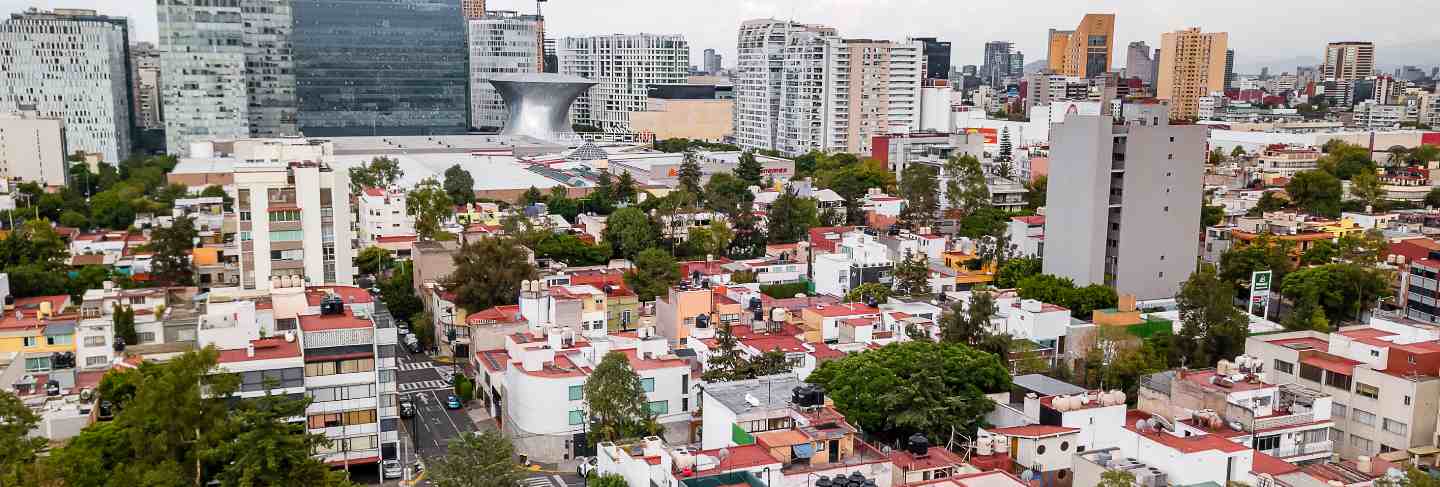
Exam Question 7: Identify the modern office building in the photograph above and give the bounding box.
[1224,49,1236,91]
[131,42,164,131]
[703,48,723,74]
[1323,42,1376,83]
[1043,102,1204,300]
[243,0,297,139]
[911,37,952,82]
[1046,13,1116,78]
[733,19,837,153]
[1157,28,1229,120]
[982,41,1020,87]
[0,112,66,186]
[462,0,485,18]
[557,34,690,131]
[1124,41,1156,86]
[467,11,544,131]
[291,0,468,137]
[158,0,250,154]
[0,8,132,162]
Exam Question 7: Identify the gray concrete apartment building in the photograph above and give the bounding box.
[1042,103,1204,300]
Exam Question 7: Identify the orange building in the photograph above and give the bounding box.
[1046,13,1116,78]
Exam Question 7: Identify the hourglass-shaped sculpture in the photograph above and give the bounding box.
[489,73,598,144]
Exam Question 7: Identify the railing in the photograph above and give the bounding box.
[1271,440,1333,458]
[1254,411,1316,431]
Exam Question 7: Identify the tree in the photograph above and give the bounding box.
[603,207,656,261]
[590,169,616,214]
[615,171,639,204]
[1219,234,1295,297]
[1299,240,1338,265]
[1202,204,1225,228]
[590,475,629,487]
[1230,146,1247,160]
[444,164,477,206]
[585,351,659,444]
[1316,142,1375,180]
[1098,469,1137,487]
[1208,148,1226,165]
[380,260,423,324]
[59,209,88,228]
[1023,175,1047,210]
[687,220,733,259]
[893,253,932,296]
[409,177,456,241]
[150,215,199,285]
[815,157,896,224]
[734,150,764,186]
[519,186,545,207]
[348,156,404,192]
[728,210,766,259]
[1175,265,1250,367]
[427,430,523,487]
[1410,145,1440,166]
[531,233,613,267]
[945,154,989,215]
[624,248,681,301]
[995,257,1041,289]
[898,163,941,227]
[806,341,1010,442]
[1282,263,1390,325]
[678,152,703,196]
[113,303,137,347]
[1285,170,1343,217]
[0,390,46,486]
[703,319,749,382]
[703,173,754,218]
[1427,187,1440,209]
[940,292,996,347]
[446,238,538,313]
[1337,229,1387,265]
[845,282,893,304]
[207,392,354,487]
[1254,191,1289,213]
[1349,169,1386,208]
[1016,274,1076,306]
[356,246,395,276]
[766,188,820,244]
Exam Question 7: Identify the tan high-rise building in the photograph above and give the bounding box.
[1157,28,1228,120]
[1046,13,1115,78]
[462,0,485,19]
[1322,41,1375,82]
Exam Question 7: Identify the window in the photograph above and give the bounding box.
[1383,418,1408,435]
[241,368,305,392]
[309,383,376,402]
[569,385,583,401]
[21,337,37,347]
[24,356,50,372]
[1299,363,1323,382]
[1356,383,1379,399]
[85,356,108,367]
[304,358,374,377]
[1332,428,1345,447]
[1352,408,1376,426]
[682,397,689,412]
[269,209,301,222]
[269,230,303,242]
[137,332,156,344]
[1302,428,1329,444]
[569,410,584,426]
[1255,435,1281,451]
[47,335,72,346]
[681,374,689,393]
[1273,360,1294,374]
[1324,371,1352,391]
[648,400,669,415]
[642,378,655,393]
[1351,434,1373,453]
[84,336,106,347]
[1405,395,1412,406]
[1332,402,1347,418]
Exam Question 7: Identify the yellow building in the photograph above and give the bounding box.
[630,98,733,143]
[0,295,75,372]
[1158,28,1228,120]
[1046,13,1116,78]
[941,251,997,288]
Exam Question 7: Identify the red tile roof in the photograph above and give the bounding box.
[1266,336,1330,351]
[1301,353,1362,375]
[363,187,386,197]
[1250,452,1300,476]
[467,305,525,325]
[987,425,1078,438]
[1125,411,1249,454]
[888,446,965,472]
[691,444,780,473]
[808,226,856,253]
[617,348,689,371]
[739,334,807,354]
[218,337,303,363]
[1011,215,1045,226]
[304,286,374,306]
[376,235,417,244]
[299,309,372,331]
[1179,369,1273,392]
[0,295,71,330]
[806,302,878,318]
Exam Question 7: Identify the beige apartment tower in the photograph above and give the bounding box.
[1046,13,1116,78]
[462,0,485,19]
[1323,41,1375,82]
[1157,28,1229,120]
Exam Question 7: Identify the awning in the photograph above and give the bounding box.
[792,443,815,459]
[1409,446,1440,456]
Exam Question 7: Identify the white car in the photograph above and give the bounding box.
[381,460,402,479]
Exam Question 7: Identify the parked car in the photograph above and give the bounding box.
[577,456,597,478]
[381,460,402,479]
[444,395,462,409]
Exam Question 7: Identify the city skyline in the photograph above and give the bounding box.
[7,0,1439,74]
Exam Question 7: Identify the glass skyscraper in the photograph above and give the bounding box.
[291,0,469,136]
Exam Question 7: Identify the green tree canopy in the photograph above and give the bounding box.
[1285,170,1343,217]
[444,164,477,206]
[1023,175,1047,210]
[944,154,989,216]
[152,215,198,286]
[898,163,941,227]
[356,246,395,276]
[531,232,613,267]
[408,177,456,241]
[678,153,703,196]
[1218,234,1295,297]
[734,150,764,186]
[446,238,538,313]
[426,430,524,487]
[624,248,682,301]
[603,207,656,260]
[703,172,755,218]
[380,260,423,324]
[845,282,893,304]
[1317,142,1375,179]
[1175,265,1250,367]
[1281,263,1391,327]
[0,390,46,485]
[585,351,659,444]
[766,188,821,244]
[348,156,404,192]
[994,257,1042,289]
[807,341,1010,442]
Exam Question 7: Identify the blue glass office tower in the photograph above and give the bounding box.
[291,0,469,136]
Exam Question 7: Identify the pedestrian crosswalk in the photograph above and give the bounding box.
[399,360,435,372]
[521,476,556,487]
[400,379,449,392]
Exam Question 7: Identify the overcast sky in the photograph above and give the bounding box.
[6,0,1437,72]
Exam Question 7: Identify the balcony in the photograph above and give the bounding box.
[1271,440,1333,459]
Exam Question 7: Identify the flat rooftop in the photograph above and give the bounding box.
[328,151,565,191]
[705,374,802,414]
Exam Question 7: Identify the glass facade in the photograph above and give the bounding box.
[291,0,469,136]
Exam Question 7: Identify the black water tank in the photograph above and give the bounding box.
[814,477,831,487]
[809,385,826,406]
[792,385,812,406]
[907,433,930,455]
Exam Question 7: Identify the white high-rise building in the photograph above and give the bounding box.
[467,11,543,131]
[0,8,132,163]
[0,112,65,186]
[1043,102,1204,300]
[734,19,837,153]
[734,20,922,156]
[158,0,250,154]
[557,34,689,131]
